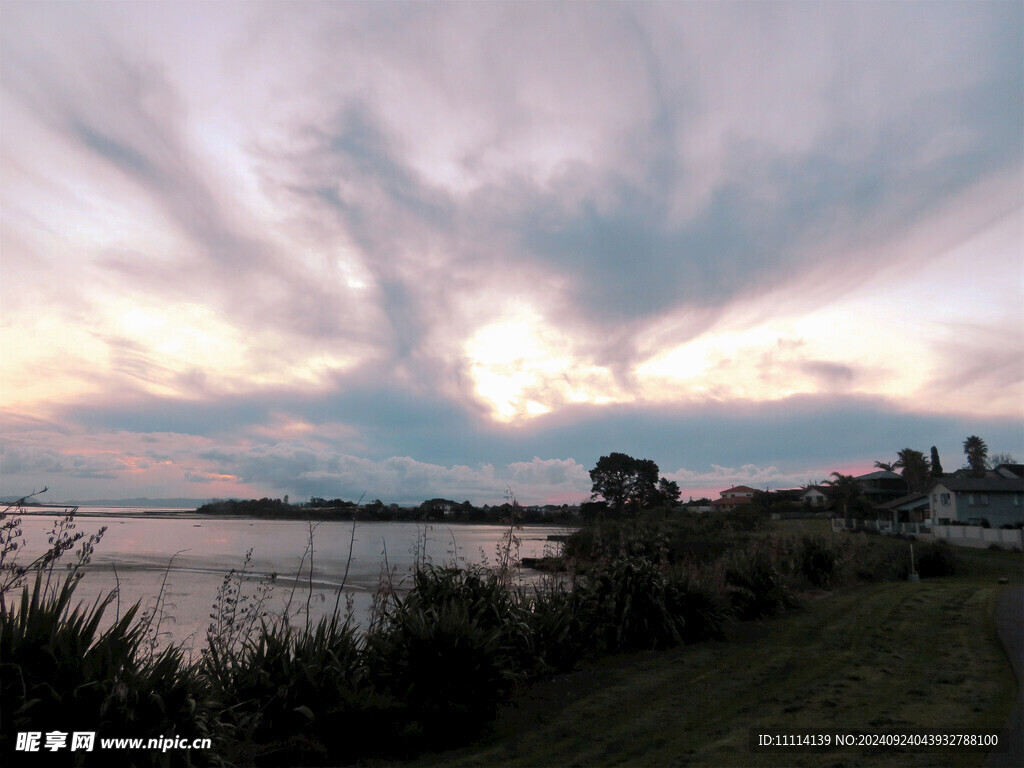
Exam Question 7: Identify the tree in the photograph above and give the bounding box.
[657,477,681,506]
[826,472,862,525]
[963,435,988,476]
[589,452,661,514]
[873,460,896,472]
[990,452,1017,467]
[893,448,930,493]
[633,459,661,509]
[930,446,943,477]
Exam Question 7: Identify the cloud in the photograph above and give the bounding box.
[237,0,1023,396]
[5,387,1023,504]
[192,445,588,504]
[799,361,856,388]
[921,326,1024,416]
[1,6,384,394]
[0,445,124,480]
[1,2,1022,503]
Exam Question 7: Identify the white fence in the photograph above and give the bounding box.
[929,525,1024,550]
[830,519,929,535]
[830,518,1023,550]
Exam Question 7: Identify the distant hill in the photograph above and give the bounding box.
[1,497,226,509]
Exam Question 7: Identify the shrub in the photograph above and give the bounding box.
[846,536,913,582]
[1,573,211,767]
[576,556,685,653]
[799,537,839,589]
[362,566,531,750]
[724,549,798,621]
[916,544,957,578]
[205,614,372,766]
[523,579,588,673]
[664,574,729,643]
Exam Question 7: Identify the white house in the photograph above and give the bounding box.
[928,475,1024,528]
[801,486,828,507]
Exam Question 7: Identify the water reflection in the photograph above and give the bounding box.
[7,509,570,652]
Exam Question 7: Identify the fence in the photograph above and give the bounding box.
[830,518,1023,550]
[829,519,928,535]
[930,524,1024,550]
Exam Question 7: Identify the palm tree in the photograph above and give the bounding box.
[893,448,930,493]
[873,460,896,472]
[963,435,988,477]
[826,472,862,525]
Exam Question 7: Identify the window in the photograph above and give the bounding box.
[939,493,950,505]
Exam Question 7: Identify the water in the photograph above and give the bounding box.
[4,508,570,653]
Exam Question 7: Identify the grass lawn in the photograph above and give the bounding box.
[770,517,833,537]
[411,547,1020,768]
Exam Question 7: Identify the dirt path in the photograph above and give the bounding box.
[984,585,1023,768]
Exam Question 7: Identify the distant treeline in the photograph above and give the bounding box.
[195,497,580,524]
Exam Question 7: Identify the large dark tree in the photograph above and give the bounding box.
[963,435,988,476]
[658,477,681,506]
[589,452,661,514]
[632,459,661,509]
[930,446,943,477]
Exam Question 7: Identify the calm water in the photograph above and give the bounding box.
[6,508,570,653]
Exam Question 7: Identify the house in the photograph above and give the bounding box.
[945,463,1023,481]
[772,489,804,504]
[801,485,829,508]
[993,463,1023,479]
[928,475,1024,528]
[711,485,758,512]
[853,470,906,504]
[879,492,930,525]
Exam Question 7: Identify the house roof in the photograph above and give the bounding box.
[996,463,1024,479]
[931,476,1024,493]
[711,496,753,506]
[720,485,758,494]
[855,470,903,481]
[879,492,930,511]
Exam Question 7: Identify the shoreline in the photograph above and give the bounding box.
[11,506,575,525]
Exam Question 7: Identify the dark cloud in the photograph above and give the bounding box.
[0,445,123,481]
[47,374,1024,490]
[800,361,856,387]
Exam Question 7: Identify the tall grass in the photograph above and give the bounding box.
[1,498,213,766]
[1,573,213,766]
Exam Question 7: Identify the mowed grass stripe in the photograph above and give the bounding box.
[420,581,1015,768]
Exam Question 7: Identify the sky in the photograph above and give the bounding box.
[1,1,1022,506]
